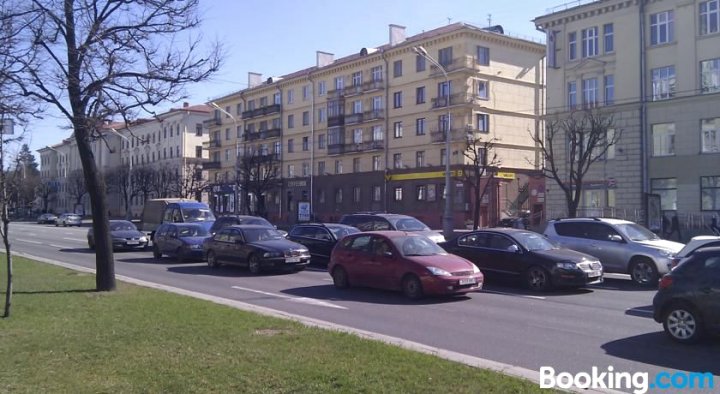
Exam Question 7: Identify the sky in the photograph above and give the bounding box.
[27,0,570,161]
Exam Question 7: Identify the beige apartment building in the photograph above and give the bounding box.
[535,0,720,230]
[207,23,546,228]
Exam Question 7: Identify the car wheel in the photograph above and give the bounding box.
[629,258,658,286]
[207,251,219,269]
[63,222,67,227]
[153,245,162,260]
[332,266,349,289]
[175,248,185,263]
[248,254,261,275]
[525,266,552,292]
[55,223,58,227]
[402,274,424,300]
[88,240,94,250]
[663,303,703,344]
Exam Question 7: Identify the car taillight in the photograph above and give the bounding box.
[658,275,673,290]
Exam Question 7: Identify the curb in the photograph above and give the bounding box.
[14,251,621,394]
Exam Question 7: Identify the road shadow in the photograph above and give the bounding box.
[480,275,595,297]
[587,276,659,292]
[601,332,720,375]
[59,248,94,254]
[281,284,472,306]
[166,264,302,278]
[12,289,96,295]
[625,305,655,319]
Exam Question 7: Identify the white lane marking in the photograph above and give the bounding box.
[17,239,42,244]
[62,237,86,242]
[481,289,546,300]
[231,285,347,310]
[50,244,66,249]
[625,307,654,316]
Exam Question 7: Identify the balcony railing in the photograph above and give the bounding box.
[245,127,282,141]
[208,139,222,148]
[429,128,469,143]
[428,56,479,77]
[327,140,385,155]
[345,109,385,125]
[203,117,222,127]
[328,115,345,127]
[241,103,282,119]
[431,93,480,108]
[203,160,222,169]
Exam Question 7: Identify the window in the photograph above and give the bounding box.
[195,124,203,136]
[259,97,267,107]
[581,27,599,57]
[352,71,362,86]
[603,23,614,53]
[225,128,230,140]
[701,58,720,93]
[416,118,426,136]
[302,137,309,151]
[604,75,614,105]
[236,126,242,138]
[416,86,425,104]
[334,76,344,91]
[652,179,678,211]
[287,89,294,104]
[195,146,202,158]
[328,129,341,145]
[416,185,427,201]
[393,60,402,77]
[477,46,489,66]
[372,125,383,141]
[273,92,281,105]
[353,158,360,173]
[372,96,383,110]
[288,114,295,129]
[274,141,281,155]
[477,80,489,99]
[700,0,720,35]
[393,153,402,169]
[335,160,343,174]
[701,176,720,210]
[438,80,451,98]
[582,78,598,108]
[287,139,294,153]
[302,162,310,177]
[353,128,363,144]
[318,108,326,123]
[606,129,616,159]
[568,81,577,109]
[236,103,243,115]
[650,11,674,45]
[371,66,382,81]
[318,81,326,96]
[373,186,382,202]
[288,165,295,178]
[416,54,426,72]
[439,114,450,132]
[394,187,403,201]
[318,189,325,203]
[302,111,310,126]
[393,121,403,138]
[302,85,310,100]
[353,186,361,203]
[652,123,675,156]
[393,91,402,108]
[438,46,453,67]
[352,100,362,114]
[568,32,577,60]
[335,188,343,204]
[318,161,325,175]
[652,66,676,100]
[477,113,489,132]
[702,117,720,153]
[318,134,326,149]
[372,155,381,171]
[416,151,425,167]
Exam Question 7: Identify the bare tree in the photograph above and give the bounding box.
[105,163,132,219]
[1,0,222,291]
[132,165,156,205]
[65,169,87,211]
[151,165,177,198]
[236,151,281,218]
[35,179,57,213]
[533,110,620,218]
[175,162,207,200]
[461,135,501,230]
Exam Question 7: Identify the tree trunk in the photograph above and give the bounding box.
[3,217,12,318]
[473,183,481,230]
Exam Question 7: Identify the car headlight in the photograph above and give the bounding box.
[427,266,452,276]
[139,237,147,242]
[430,234,446,243]
[189,244,201,250]
[556,262,577,270]
[263,252,282,258]
[471,263,480,274]
[657,249,674,257]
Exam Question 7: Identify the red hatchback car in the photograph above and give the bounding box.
[328,231,484,299]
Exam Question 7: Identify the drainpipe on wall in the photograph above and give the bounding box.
[639,0,648,225]
[381,49,390,213]
[308,72,315,222]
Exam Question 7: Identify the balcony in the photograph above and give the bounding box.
[245,127,282,141]
[208,139,222,148]
[203,117,221,127]
[242,104,282,119]
[431,93,478,109]
[328,115,345,127]
[429,128,470,144]
[203,161,222,169]
[345,109,384,125]
[327,140,384,155]
[428,56,478,77]
[362,79,384,92]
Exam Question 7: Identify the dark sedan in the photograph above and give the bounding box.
[287,223,360,265]
[441,229,603,291]
[653,246,720,343]
[87,220,148,251]
[203,225,310,274]
[153,223,210,262]
[37,213,58,224]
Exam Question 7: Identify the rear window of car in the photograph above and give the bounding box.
[553,222,588,238]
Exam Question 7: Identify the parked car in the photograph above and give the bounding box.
[153,223,210,262]
[203,225,309,273]
[543,218,684,285]
[287,223,360,265]
[441,228,603,291]
[37,213,57,224]
[142,199,215,238]
[339,213,445,243]
[87,220,148,251]
[56,213,82,227]
[209,215,286,237]
[653,246,720,343]
[671,235,720,268]
[328,231,483,299]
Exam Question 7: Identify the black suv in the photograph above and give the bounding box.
[287,223,360,265]
[209,215,286,237]
[653,246,720,343]
[338,213,445,243]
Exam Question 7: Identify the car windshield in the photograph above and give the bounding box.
[110,222,136,231]
[615,223,659,241]
[239,217,272,226]
[392,218,430,231]
[242,228,285,242]
[328,226,360,239]
[178,226,209,237]
[393,236,447,256]
[181,207,215,222]
[513,231,557,251]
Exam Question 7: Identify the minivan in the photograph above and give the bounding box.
[141,198,215,238]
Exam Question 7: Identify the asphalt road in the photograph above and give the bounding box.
[7,222,719,390]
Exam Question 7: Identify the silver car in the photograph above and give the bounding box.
[543,218,684,285]
[55,213,83,227]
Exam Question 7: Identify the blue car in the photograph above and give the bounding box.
[152,223,210,262]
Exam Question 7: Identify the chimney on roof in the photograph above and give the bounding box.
[316,51,334,67]
[183,102,189,108]
[248,72,263,88]
[389,24,406,46]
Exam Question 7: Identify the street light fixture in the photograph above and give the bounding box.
[108,128,133,220]
[210,102,241,214]
[413,45,454,239]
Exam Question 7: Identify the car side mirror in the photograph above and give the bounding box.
[609,234,623,242]
[383,251,393,257]
[507,244,521,253]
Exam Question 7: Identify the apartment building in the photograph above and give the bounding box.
[207,23,546,228]
[535,0,720,228]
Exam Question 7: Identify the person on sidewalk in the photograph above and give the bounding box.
[661,214,670,238]
[710,213,720,236]
[669,213,683,242]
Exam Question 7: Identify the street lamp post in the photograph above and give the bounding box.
[210,102,240,214]
[413,45,453,239]
[108,128,132,220]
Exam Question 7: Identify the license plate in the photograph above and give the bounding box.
[588,270,602,278]
[286,257,301,263]
[459,277,476,285]
[126,241,139,245]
